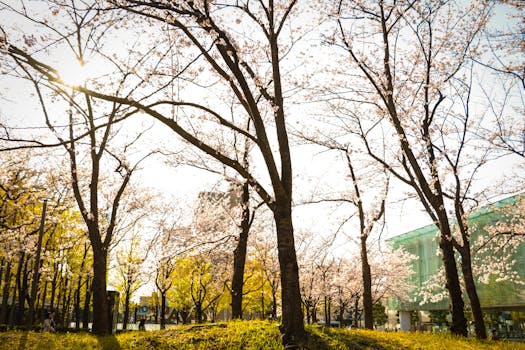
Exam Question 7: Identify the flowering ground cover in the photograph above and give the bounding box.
[1,320,523,350]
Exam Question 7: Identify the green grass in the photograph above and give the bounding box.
[0,320,523,349]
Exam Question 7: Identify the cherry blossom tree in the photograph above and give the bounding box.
[328,0,500,338]
[0,0,166,334]
[111,229,149,330]
[2,0,318,341]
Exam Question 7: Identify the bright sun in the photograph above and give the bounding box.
[57,58,90,86]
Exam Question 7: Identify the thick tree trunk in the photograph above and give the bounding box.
[460,245,486,339]
[360,235,373,329]
[91,250,109,335]
[437,218,467,337]
[273,202,305,344]
[195,302,203,324]
[231,182,250,319]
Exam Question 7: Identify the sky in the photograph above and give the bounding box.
[1,0,524,258]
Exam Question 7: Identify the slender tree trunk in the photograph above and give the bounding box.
[15,253,26,325]
[82,277,91,329]
[38,280,47,321]
[231,182,251,319]
[273,202,305,343]
[123,286,130,330]
[260,291,265,319]
[271,283,278,320]
[324,295,330,325]
[74,278,82,329]
[63,279,73,328]
[460,245,486,339]
[160,292,166,329]
[49,263,58,311]
[0,263,11,324]
[0,258,4,294]
[360,234,373,329]
[91,250,109,335]
[305,301,311,324]
[339,299,345,327]
[27,199,46,328]
[8,279,17,327]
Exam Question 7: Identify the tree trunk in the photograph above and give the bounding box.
[260,291,265,319]
[360,234,373,329]
[195,302,203,324]
[353,296,359,328]
[49,263,58,311]
[160,292,166,329]
[438,220,467,337]
[0,258,4,296]
[91,250,109,335]
[324,295,330,325]
[123,286,130,330]
[74,277,82,329]
[38,280,47,321]
[82,277,91,329]
[273,202,305,344]
[0,263,11,324]
[231,182,250,319]
[15,253,26,326]
[460,245,486,339]
[63,280,73,328]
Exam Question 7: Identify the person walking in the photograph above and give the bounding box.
[43,311,56,333]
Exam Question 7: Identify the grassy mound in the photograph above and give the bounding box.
[0,320,523,349]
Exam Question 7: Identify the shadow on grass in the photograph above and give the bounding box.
[96,335,122,350]
[16,331,28,350]
[306,326,408,350]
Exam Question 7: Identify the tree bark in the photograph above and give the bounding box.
[82,277,91,329]
[15,253,26,326]
[0,263,11,324]
[49,263,58,312]
[437,216,467,337]
[74,277,82,329]
[231,182,250,319]
[91,250,109,335]
[195,302,203,324]
[273,202,305,344]
[160,292,166,329]
[460,245,486,339]
[123,286,130,330]
[361,233,374,329]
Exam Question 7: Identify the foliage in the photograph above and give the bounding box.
[0,321,523,350]
[372,302,388,327]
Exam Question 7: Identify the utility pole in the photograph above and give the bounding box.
[27,199,47,328]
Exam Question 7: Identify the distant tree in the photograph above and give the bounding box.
[372,301,387,328]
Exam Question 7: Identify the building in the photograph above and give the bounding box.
[386,195,525,338]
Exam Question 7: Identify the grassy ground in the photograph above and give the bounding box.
[1,320,523,350]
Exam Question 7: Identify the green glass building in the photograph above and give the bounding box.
[386,195,525,338]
